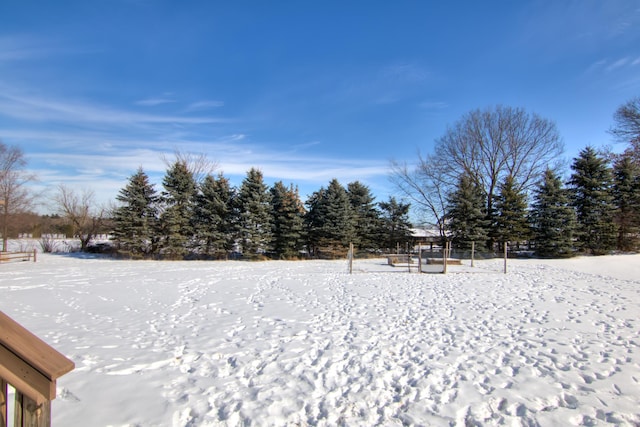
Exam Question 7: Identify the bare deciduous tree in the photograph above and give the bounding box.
[52,185,107,251]
[0,141,37,251]
[434,106,563,215]
[390,106,563,246]
[389,153,450,238]
[610,96,640,164]
[162,150,219,185]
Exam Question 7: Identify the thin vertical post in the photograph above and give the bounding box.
[418,244,422,273]
[0,379,7,427]
[471,241,475,267]
[503,241,508,274]
[14,391,22,427]
[406,243,410,273]
[33,249,37,262]
[443,241,449,274]
[15,391,51,427]
[348,242,353,275]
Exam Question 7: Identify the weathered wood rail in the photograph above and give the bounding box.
[425,258,462,265]
[0,311,74,427]
[0,251,37,263]
[386,254,413,266]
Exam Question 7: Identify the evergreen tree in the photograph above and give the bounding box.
[159,160,196,258]
[236,168,273,258]
[378,197,412,253]
[270,181,306,259]
[612,154,640,251]
[192,173,235,258]
[347,181,381,252]
[305,179,355,258]
[529,168,576,258]
[445,173,489,251]
[304,187,327,258]
[493,175,530,248]
[112,167,159,257]
[568,146,617,254]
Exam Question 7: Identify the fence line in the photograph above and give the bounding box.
[0,250,37,263]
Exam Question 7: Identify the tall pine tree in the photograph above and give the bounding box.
[612,154,640,251]
[159,160,196,258]
[112,167,159,257]
[305,179,355,258]
[192,173,235,258]
[270,181,306,259]
[493,175,530,249]
[347,181,381,252]
[236,168,273,258]
[568,146,617,254]
[445,173,489,251]
[529,168,576,258]
[378,197,413,253]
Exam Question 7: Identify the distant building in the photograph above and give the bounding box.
[410,228,441,248]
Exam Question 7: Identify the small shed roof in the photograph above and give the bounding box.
[410,228,440,240]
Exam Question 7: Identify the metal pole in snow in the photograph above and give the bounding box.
[471,241,475,267]
[504,241,508,274]
[349,242,353,274]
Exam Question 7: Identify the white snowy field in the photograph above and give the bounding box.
[1,249,640,426]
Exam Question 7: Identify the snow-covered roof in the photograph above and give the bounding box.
[410,228,440,238]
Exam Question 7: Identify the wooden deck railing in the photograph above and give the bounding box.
[0,251,37,263]
[0,311,74,427]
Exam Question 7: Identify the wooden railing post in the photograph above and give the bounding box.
[1,379,7,427]
[15,391,50,427]
[0,312,74,427]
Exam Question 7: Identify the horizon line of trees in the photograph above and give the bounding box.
[111,164,413,260]
[3,97,639,260]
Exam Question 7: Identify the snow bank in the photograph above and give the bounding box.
[1,253,639,426]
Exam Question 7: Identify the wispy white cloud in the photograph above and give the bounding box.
[517,1,640,60]
[135,97,176,106]
[0,35,55,62]
[0,89,229,127]
[186,100,225,111]
[0,34,95,62]
[381,64,430,84]
[290,140,320,151]
[1,81,391,207]
[586,59,607,73]
[23,139,390,205]
[584,56,639,76]
[606,57,630,72]
[418,101,448,110]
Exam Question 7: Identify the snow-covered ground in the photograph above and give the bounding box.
[1,248,639,426]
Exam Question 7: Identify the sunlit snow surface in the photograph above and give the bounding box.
[2,246,640,426]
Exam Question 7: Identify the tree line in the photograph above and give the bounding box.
[112,164,412,259]
[393,98,640,257]
[3,97,639,259]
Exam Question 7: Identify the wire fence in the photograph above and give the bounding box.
[348,241,519,274]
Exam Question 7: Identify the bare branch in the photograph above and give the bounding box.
[162,150,219,184]
[0,141,37,250]
[51,184,104,250]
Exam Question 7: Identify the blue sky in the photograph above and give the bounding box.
[1,1,639,209]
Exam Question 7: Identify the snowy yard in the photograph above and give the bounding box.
[1,252,640,426]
